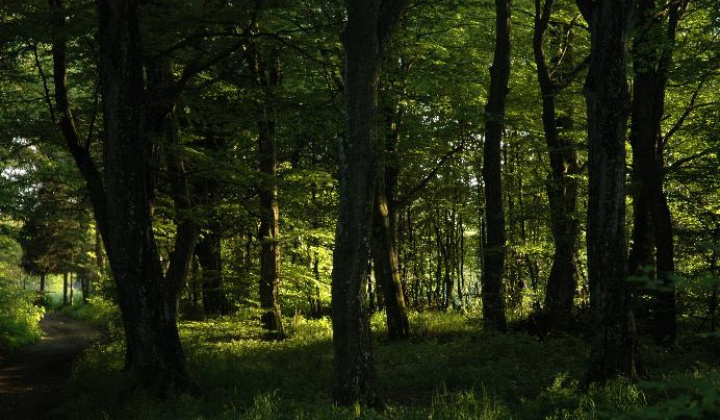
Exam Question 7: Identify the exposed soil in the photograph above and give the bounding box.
[0,314,100,420]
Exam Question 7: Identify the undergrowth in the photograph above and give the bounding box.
[0,281,44,352]
[52,306,720,419]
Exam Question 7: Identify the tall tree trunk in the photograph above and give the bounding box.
[577,0,639,383]
[47,0,192,391]
[332,0,408,406]
[253,49,285,336]
[533,0,580,329]
[481,0,511,332]
[630,0,682,347]
[371,109,410,340]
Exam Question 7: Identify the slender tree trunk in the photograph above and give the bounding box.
[533,0,580,329]
[39,273,45,293]
[481,0,511,332]
[578,0,639,383]
[251,47,285,336]
[63,272,68,306]
[371,109,410,339]
[629,0,682,347]
[371,195,411,339]
[69,272,74,306]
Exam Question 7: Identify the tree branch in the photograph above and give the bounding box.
[396,143,464,209]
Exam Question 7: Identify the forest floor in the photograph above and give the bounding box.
[0,313,100,420]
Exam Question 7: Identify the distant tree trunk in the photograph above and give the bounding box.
[372,192,411,339]
[533,0,580,329]
[481,0,511,332]
[196,229,230,316]
[578,0,639,383]
[69,272,74,306]
[332,0,408,406]
[63,272,69,306]
[39,273,45,293]
[629,0,682,347]
[253,49,285,336]
[371,110,410,339]
[81,270,90,304]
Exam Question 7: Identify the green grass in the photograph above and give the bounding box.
[51,306,720,419]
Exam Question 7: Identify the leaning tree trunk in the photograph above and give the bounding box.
[533,0,580,330]
[332,0,409,406]
[578,0,639,383]
[371,114,410,340]
[481,0,511,332]
[371,190,411,340]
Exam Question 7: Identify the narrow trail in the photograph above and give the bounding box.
[0,313,100,420]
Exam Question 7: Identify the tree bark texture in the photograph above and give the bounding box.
[371,114,410,340]
[332,0,409,406]
[48,0,195,391]
[629,0,681,346]
[481,0,511,332]
[253,49,285,336]
[579,0,639,383]
[533,0,580,329]
[371,191,411,340]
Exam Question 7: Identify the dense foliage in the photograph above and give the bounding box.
[0,0,718,416]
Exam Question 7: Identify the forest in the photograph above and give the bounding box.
[0,0,719,418]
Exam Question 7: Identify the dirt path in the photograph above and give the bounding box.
[0,314,101,420]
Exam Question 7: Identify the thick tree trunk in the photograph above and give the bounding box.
[481,0,511,332]
[579,0,639,383]
[332,0,408,406]
[533,0,580,329]
[94,0,190,391]
[629,0,681,347]
[333,3,379,400]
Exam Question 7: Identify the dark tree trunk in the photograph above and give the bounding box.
[196,229,230,316]
[372,192,411,340]
[250,45,285,336]
[629,0,682,347]
[332,0,408,406]
[533,0,580,329]
[63,272,68,306]
[578,0,639,383]
[47,0,192,391]
[481,0,511,332]
[81,270,90,304]
[39,273,45,293]
[371,109,410,339]
[145,58,200,314]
